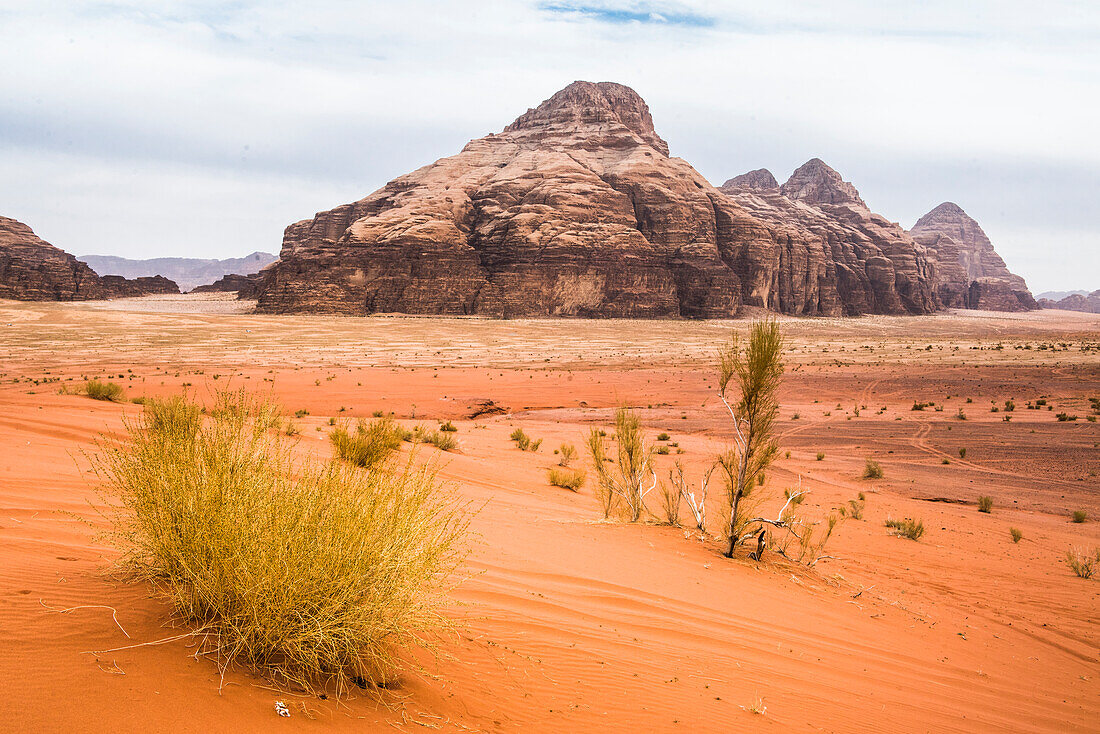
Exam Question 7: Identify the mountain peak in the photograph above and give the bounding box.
[780,158,866,207]
[503,80,669,156]
[722,168,778,191]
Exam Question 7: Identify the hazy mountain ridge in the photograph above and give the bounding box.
[78,252,277,292]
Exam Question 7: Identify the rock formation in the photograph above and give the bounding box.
[256,82,937,318]
[1038,290,1100,313]
[191,272,263,298]
[0,215,179,300]
[909,202,1036,311]
[719,160,937,316]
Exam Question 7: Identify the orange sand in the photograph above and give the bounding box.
[1,299,1097,732]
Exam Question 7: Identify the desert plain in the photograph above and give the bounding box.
[0,294,1098,733]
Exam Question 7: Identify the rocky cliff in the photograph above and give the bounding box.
[718,160,937,316]
[256,82,937,318]
[0,216,179,300]
[909,202,1036,311]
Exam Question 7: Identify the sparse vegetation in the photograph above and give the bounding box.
[847,498,865,520]
[816,452,825,461]
[862,458,883,479]
[885,517,925,540]
[587,407,655,522]
[959,447,967,459]
[95,391,466,695]
[716,321,784,558]
[1072,510,1088,523]
[1065,547,1098,579]
[85,379,124,401]
[1010,527,1023,543]
[557,443,577,467]
[439,420,457,433]
[977,495,993,513]
[510,428,542,452]
[656,432,671,441]
[547,467,585,491]
[331,416,404,469]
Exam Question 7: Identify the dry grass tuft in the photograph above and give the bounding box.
[885,517,924,540]
[86,379,124,401]
[977,496,993,513]
[95,390,467,695]
[547,467,586,491]
[862,458,884,480]
[331,416,404,469]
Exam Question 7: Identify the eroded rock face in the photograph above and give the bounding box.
[719,160,937,316]
[0,216,179,300]
[257,82,936,317]
[910,203,1036,311]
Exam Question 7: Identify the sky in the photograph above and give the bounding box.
[1,1,1097,293]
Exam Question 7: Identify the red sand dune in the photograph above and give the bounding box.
[1,300,1097,732]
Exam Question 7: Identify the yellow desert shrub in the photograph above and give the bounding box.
[96,391,467,695]
[331,415,404,468]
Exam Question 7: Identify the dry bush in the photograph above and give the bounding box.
[557,443,577,467]
[331,416,404,469]
[977,495,993,513]
[1010,527,1023,543]
[885,517,925,540]
[1065,547,1098,579]
[547,467,585,491]
[438,420,457,433]
[1072,510,1088,523]
[587,407,655,522]
[668,459,713,534]
[86,379,124,401]
[95,391,466,695]
[847,498,865,520]
[862,458,884,480]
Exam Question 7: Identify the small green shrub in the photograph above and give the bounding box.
[1010,527,1023,543]
[862,458,883,479]
[958,447,967,459]
[294,409,309,418]
[86,380,123,401]
[548,468,585,491]
[977,495,993,513]
[847,499,865,520]
[1072,510,1088,523]
[885,517,924,540]
[510,428,541,451]
[655,446,670,455]
[439,420,457,433]
[816,452,825,461]
[656,432,671,441]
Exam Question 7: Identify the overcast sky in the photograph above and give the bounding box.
[1,1,1097,292]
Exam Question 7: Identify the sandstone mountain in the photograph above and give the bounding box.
[909,202,1036,311]
[1038,290,1100,313]
[256,82,937,317]
[718,159,936,315]
[78,251,277,292]
[0,216,179,300]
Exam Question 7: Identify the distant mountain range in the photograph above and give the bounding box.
[1036,290,1089,301]
[77,252,277,292]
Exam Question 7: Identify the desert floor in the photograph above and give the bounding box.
[1,295,1098,733]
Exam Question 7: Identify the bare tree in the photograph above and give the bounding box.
[716,320,785,559]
